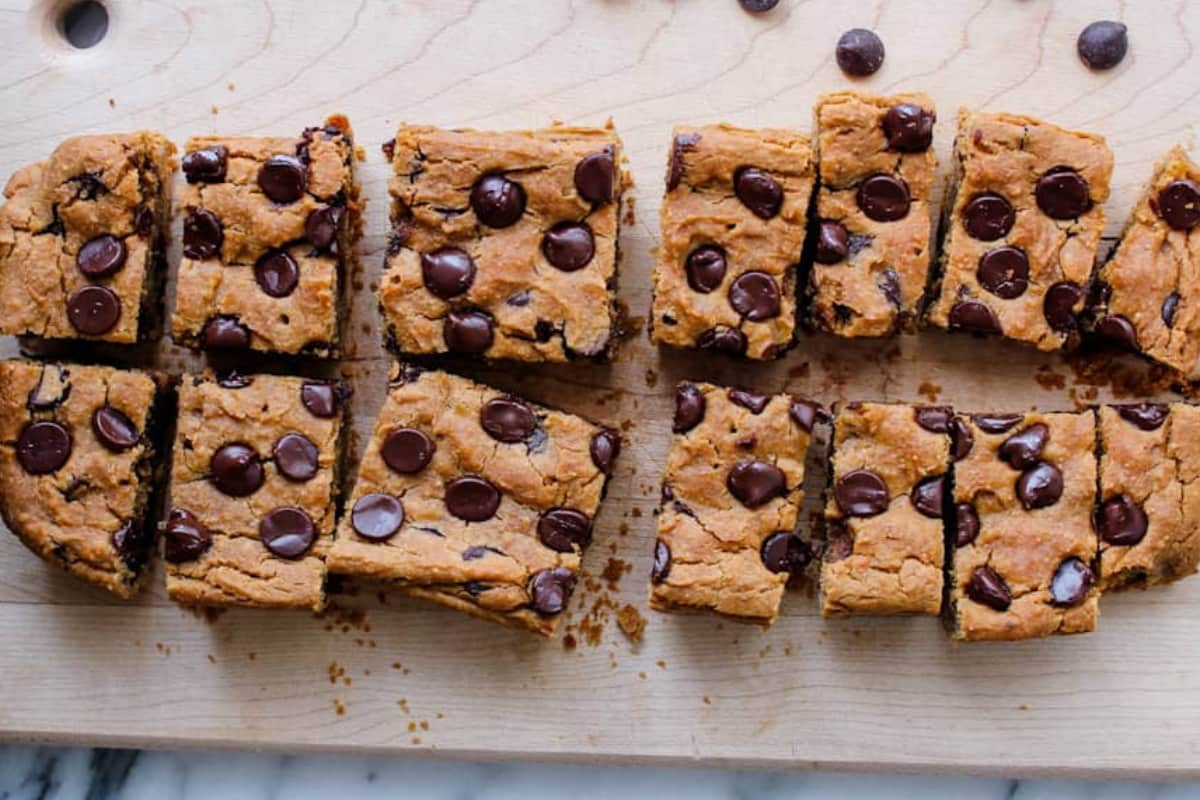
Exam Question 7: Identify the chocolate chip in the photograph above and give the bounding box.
[254,250,300,298]
[1162,291,1180,328]
[183,208,223,260]
[305,205,343,252]
[789,399,821,432]
[259,506,316,559]
[651,539,671,583]
[210,442,264,497]
[673,384,706,433]
[910,475,945,518]
[1077,20,1128,70]
[203,316,250,349]
[760,532,812,574]
[301,381,342,418]
[738,0,779,11]
[951,416,974,460]
[976,246,1029,299]
[734,167,783,219]
[856,174,910,222]
[16,421,71,475]
[835,27,885,76]
[685,245,727,293]
[470,174,526,228]
[914,406,952,434]
[112,519,149,569]
[574,148,615,204]
[133,206,154,237]
[1157,179,1200,231]
[883,103,935,152]
[1050,557,1095,607]
[529,567,575,615]
[381,427,435,474]
[273,433,319,482]
[76,235,126,278]
[666,133,700,191]
[955,503,980,547]
[445,475,501,522]
[696,326,747,355]
[815,220,849,264]
[1115,403,1168,431]
[727,460,787,508]
[962,193,1015,241]
[443,310,494,353]
[1016,462,1063,510]
[541,222,595,272]
[834,469,889,517]
[1095,494,1148,546]
[1044,281,1085,334]
[589,429,620,474]
[728,271,780,321]
[537,508,592,552]
[421,247,476,299]
[728,387,769,414]
[998,423,1049,470]
[877,268,901,308]
[1095,314,1139,350]
[481,396,536,443]
[217,372,253,389]
[1036,167,1091,220]
[163,508,211,562]
[462,545,501,561]
[28,366,71,411]
[966,566,1011,611]
[972,414,1023,434]
[351,493,405,541]
[182,146,227,183]
[948,299,1000,335]
[258,155,307,203]
[67,285,120,335]
[92,407,138,452]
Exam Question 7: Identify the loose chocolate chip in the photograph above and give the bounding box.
[1095,314,1139,350]
[542,223,596,272]
[574,149,615,204]
[856,174,910,222]
[445,475,501,522]
[834,469,889,517]
[537,508,592,552]
[1115,403,1168,431]
[529,567,576,615]
[258,155,308,203]
[977,246,1029,299]
[381,427,435,474]
[728,271,781,321]
[836,28,885,76]
[470,174,526,228]
[734,167,783,219]
[163,508,211,562]
[67,285,120,335]
[651,539,671,583]
[789,399,821,432]
[301,381,342,418]
[1077,20,1128,70]
[203,316,250,349]
[183,208,223,260]
[443,310,494,353]
[667,133,700,191]
[685,245,727,293]
[760,532,812,574]
[76,235,126,278]
[1157,180,1200,231]
[1050,557,1095,607]
[1036,167,1091,220]
[729,387,769,414]
[254,250,300,298]
[589,429,620,474]
[727,460,787,508]
[738,0,779,11]
[305,205,343,252]
[910,475,945,518]
[133,206,154,237]
[962,193,1015,241]
[948,299,1000,335]
[915,406,952,434]
[883,103,935,152]
[1016,462,1064,510]
[972,414,1023,434]
[696,326,747,355]
[182,146,228,183]
[1162,291,1181,328]
[210,442,264,497]
[92,407,138,452]
[259,506,316,559]
[16,421,71,475]
[1095,494,1149,546]
[967,566,1011,611]
[877,268,901,308]
[815,220,849,264]
[1043,281,1085,334]
[951,416,974,460]
[673,384,706,433]
[351,493,405,541]
[273,432,319,482]
[481,396,537,443]
[955,503,980,547]
[421,247,476,298]
[998,423,1049,470]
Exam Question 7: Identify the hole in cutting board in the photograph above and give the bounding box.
[59,0,108,49]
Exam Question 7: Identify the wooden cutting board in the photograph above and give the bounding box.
[2,0,1199,779]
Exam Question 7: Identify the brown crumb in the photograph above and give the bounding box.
[644,369,659,388]
[227,81,236,91]
[703,695,712,705]
[107,98,115,108]
[562,633,577,650]
[333,700,345,716]
[656,659,666,669]
[397,698,410,713]
[631,507,642,518]
[420,720,429,731]
[1034,365,1066,391]
[210,104,219,115]
[206,654,216,664]
[617,604,646,642]
[638,671,647,680]
[601,557,631,589]
[408,721,417,732]
[917,381,941,401]
[412,736,422,745]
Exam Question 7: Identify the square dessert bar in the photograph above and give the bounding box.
[1091,147,1200,375]
[927,110,1113,350]
[171,117,360,357]
[649,382,818,623]
[820,402,950,616]
[949,411,1099,640]
[651,125,814,359]
[326,365,619,636]
[0,360,168,597]
[0,132,175,343]
[1096,403,1200,589]
[808,91,938,336]
[378,124,624,362]
[164,372,348,610]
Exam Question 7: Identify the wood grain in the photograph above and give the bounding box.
[2,0,1200,778]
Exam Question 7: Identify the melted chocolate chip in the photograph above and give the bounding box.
[589,429,620,474]
[1095,494,1149,546]
[112,519,149,569]
[537,508,592,552]
[92,407,138,452]
[673,384,706,433]
[760,532,812,574]
[685,245,727,293]
[182,146,227,183]
[259,506,316,559]
[445,475,501,522]
[910,475,945,518]
[481,397,536,443]
[789,399,821,432]
[574,149,615,204]
[962,193,1015,241]
[16,421,71,475]
[998,423,1049,470]
[1077,20,1128,70]
[351,493,405,541]
[254,250,300,298]
[915,406,952,434]
[301,381,342,418]
[1162,291,1181,328]
[203,316,250,349]
[381,427,435,474]
[28,366,71,411]
[1036,167,1091,220]
[133,206,154,237]
[210,442,264,497]
[1050,557,1095,607]
[727,460,787,508]
[1095,314,1139,350]
[696,326,747,355]
[1157,179,1200,231]
[183,208,223,260]
[305,205,343,252]
[77,235,126,278]
[967,566,1011,611]
[470,174,526,228]
[217,372,253,389]
[258,155,308,203]
[541,223,595,271]
[856,174,911,222]
[738,0,779,11]
[443,310,494,353]
[529,567,575,615]
[977,246,1029,299]
[1043,281,1085,334]
[815,220,849,264]
[972,414,1023,434]
[651,539,671,583]
[728,387,769,414]
[421,247,476,298]
[877,268,901,308]
[883,103,935,152]
[667,133,700,191]
[728,271,781,321]
[462,545,501,561]
[950,416,974,460]
[67,286,120,335]
[734,167,783,219]
[1115,403,1168,431]
[955,503,980,547]
[835,27,885,76]
[163,508,211,562]
[948,298,1000,335]
[273,433,319,482]
[835,469,889,517]
[1016,462,1064,510]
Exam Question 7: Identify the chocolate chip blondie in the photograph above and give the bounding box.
[808,91,937,336]
[820,403,949,616]
[949,411,1099,640]
[0,360,168,597]
[171,117,360,357]
[927,110,1113,350]
[0,133,175,343]
[326,365,619,636]
[649,382,818,623]
[378,124,624,362]
[164,372,348,610]
[651,125,814,359]
[1096,403,1200,589]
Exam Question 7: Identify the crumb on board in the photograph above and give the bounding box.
[617,604,646,642]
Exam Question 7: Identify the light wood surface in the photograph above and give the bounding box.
[2,0,1200,779]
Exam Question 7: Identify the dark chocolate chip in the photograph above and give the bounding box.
[834,469,889,517]
[133,206,154,237]
[210,442,264,497]
[163,508,211,562]
[685,245,727,293]
[112,519,149,569]
[76,235,126,278]
[351,493,405,541]
[734,167,783,219]
[1077,20,1128,70]
[182,146,227,183]
[856,174,910,222]
[948,298,1000,334]
[574,148,615,204]
[445,475,501,522]
[1157,179,1200,231]
[381,427,435,475]
[882,103,935,152]
[27,366,71,411]
[1162,291,1180,328]
[529,567,575,615]
[950,416,974,460]
[183,208,223,260]
[203,316,250,349]
[651,538,671,583]
[589,429,620,474]
[273,432,319,482]
[962,193,1015,241]
[542,222,595,271]
[673,384,706,433]
[914,406,952,434]
[301,381,342,418]
[815,220,849,264]
[967,566,1011,611]
[67,285,120,335]
[972,414,1023,434]
[955,503,980,547]
[470,174,526,228]
[727,460,787,508]
[443,310,494,353]
[738,0,779,11]
[1016,462,1064,510]
[1050,557,1095,607]
[696,326,747,355]
[1095,494,1149,546]
[998,423,1049,470]
[16,421,71,475]
[1095,314,1139,350]
[910,475,945,518]
[254,250,300,298]
[305,205,343,252]
[728,271,781,321]
[259,506,316,559]
[835,27,885,76]
[760,532,812,574]
[91,407,138,452]
[729,387,769,414]
[257,155,308,203]
[1044,281,1085,334]
[537,508,592,552]
[666,133,700,191]
[421,247,476,298]
[1036,167,1091,220]
[217,371,253,389]
[1115,403,1168,431]
[977,246,1029,299]
[481,396,536,443]
[789,399,821,432]
[462,545,501,561]
[877,268,901,308]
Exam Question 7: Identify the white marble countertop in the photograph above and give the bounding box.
[2,746,1197,799]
